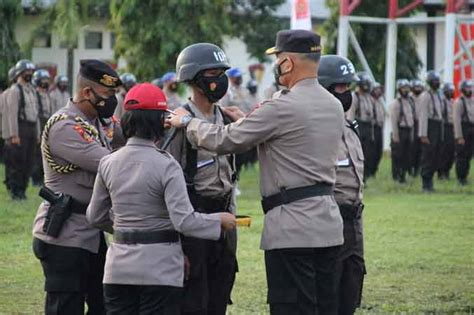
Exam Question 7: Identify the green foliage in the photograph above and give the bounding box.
[0,0,23,89]
[322,0,422,84]
[109,0,285,80]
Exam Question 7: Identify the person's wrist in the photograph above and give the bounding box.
[180,114,193,127]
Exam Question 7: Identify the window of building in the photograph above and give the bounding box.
[34,34,52,48]
[85,31,103,49]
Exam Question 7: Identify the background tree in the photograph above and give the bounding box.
[321,0,422,85]
[109,0,285,80]
[0,0,22,89]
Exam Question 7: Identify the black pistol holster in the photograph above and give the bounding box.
[39,186,73,238]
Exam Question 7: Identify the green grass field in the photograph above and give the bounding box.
[0,157,473,314]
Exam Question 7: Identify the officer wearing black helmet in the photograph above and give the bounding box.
[113,72,137,119]
[50,75,70,114]
[31,69,53,186]
[168,30,345,315]
[418,70,444,191]
[453,79,474,185]
[370,82,386,175]
[1,67,18,179]
[347,72,377,179]
[438,83,456,179]
[3,59,39,199]
[410,79,425,176]
[166,43,238,315]
[390,79,416,183]
[319,54,366,315]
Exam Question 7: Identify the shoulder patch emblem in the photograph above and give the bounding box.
[74,125,93,143]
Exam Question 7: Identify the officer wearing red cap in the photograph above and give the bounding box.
[87,83,236,314]
[32,59,123,315]
[169,30,345,315]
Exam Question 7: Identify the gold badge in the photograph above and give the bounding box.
[100,74,118,87]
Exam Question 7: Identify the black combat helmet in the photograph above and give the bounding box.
[32,69,51,87]
[426,70,441,90]
[14,59,35,75]
[8,67,16,82]
[442,82,455,93]
[318,55,359,89]
[410,79,423,89]
[120,73,137,90]
[55,75,69,84]
[460,80,473,96]
[356,72,372,91]
[176,43,230,82]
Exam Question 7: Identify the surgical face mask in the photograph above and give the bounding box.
[89,88,117,119]
[194,72,229,103]
[273,58,291,86]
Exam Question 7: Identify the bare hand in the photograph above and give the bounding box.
[165,107,191,128]
[457,138,465,145]
[222,106,245,121]
[420,137,430,145]
[10,136,21,145]
[220,213,236,231]
[184,255,191,281]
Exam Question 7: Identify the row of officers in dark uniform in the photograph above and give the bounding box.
[1,29,471,315]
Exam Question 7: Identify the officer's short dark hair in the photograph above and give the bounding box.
[297,52,321,63]
[121,110,165,140]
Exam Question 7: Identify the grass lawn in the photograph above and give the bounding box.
[0,157,473,314]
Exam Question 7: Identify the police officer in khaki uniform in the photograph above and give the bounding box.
[371,82,386,176]
[168,30,345,315]
[347,73,377,179]
[3,59,39,199]
[162,72,183,110]
[113,72,137,119]
[453,80,474,185]
[50,75,71,114]
[32,59,123,315]
[1,67,18,187]
[318,54,366,315]
[438,83,456,179]
[418,70,444,192]
[221,68,253,114]
[410,79,425,176]
[390,79,416,183]
[31,69,53,186]
[87,82,236,314]
[166,43,238,315]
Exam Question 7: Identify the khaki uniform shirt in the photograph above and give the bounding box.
[49,88,70,115]
[86,137,221,286]
[372,97,386,127]
[347,91,375,123]
[168,103,234,199]
[418,90,443,137]
[221,85,254,114]
[411,93,423,121]
[453,96,474,139]
[441,97,454,125]
[4,83,39,137]
[390,97,415,142]
[0,88,10,138]
[334,122,364,206]
[32,101,121,253]
[185,78,344,250]
[164,90,183,111]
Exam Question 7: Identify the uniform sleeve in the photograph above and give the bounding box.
[453,98,463,139]
[185,100,280,155]
[48,119,110,172]
[390,100,400,142]
[5,86,19,138]
[163,160,222,240]
[86,161,113,233]
[417,93,429,137]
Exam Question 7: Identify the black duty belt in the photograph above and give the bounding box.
[190,192,232,213]
[338,203,364,221]
[114,230,180,244]
[261,183,334,214]
[71,199,88,214]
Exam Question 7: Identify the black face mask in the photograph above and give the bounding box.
[463,90,472,98]
[444,92,453,99]
[329,86,352,112]
[399,90,409,98]
[195,73,229,103]
[248,86,257,95]
[169,83,179,92]
[234,77,243,86]
[412,88,423,96]
[89,88,117,119]
[360,84,370,92]
[23,74,32,82]
[40,82,49,89]
[273,58,291,86]
[430,81,440,90]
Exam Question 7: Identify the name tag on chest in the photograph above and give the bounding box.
[337,158,350,167]
[197,158,215,169]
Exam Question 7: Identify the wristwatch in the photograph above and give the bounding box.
[180,114,193,127]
